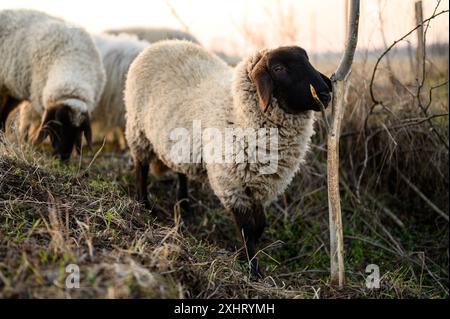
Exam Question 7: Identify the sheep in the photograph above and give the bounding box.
[90,33,149,138]
[124,40,332,278]
[106,27,241,67]
[0,9,105,160]
[11,32,149,148]
[106,26,200,45]
[213,50,242,67]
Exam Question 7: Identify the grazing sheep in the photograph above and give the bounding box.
[12,33,149,147]
[125,40,332,277]
[0,9,105,160]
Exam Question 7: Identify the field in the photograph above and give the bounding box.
[0,51,448,298]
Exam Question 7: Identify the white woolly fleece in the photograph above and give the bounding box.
[91,33,150,131]
[107,27,241,67]
[125,40,316,210]
[0,9,105,119]
[106,27,200,45]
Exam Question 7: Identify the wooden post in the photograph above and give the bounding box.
[415,1,425,84]
[328,0,360,288]
[327,80,346,287]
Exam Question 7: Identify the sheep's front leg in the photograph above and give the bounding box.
[232,204,266,279]
[176,173,190,214]
[135,160,150,209]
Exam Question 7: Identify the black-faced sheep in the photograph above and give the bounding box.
[0,9,105,160]
[11,33,149,148]
[124,40,332,278]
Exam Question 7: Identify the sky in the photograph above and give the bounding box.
[1,0,448,55]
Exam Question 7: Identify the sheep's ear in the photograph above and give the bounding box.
[250,55,273,113]
[320,72,333,92]
[33,108,56,145]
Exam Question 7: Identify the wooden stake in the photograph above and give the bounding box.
[415,1,425,84]
[328,0,360,288]
[328,80,346,287]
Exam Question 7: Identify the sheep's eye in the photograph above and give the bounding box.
[272,64,286,74]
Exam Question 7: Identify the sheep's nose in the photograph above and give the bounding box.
[319,92,331,106]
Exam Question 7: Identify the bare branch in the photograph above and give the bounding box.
[398,171,449,222]
[425,81,449,111]
[366,6,449,151]
[342,112,450,138]
[369,9,449,106]
[333,0,360,81]
[165,0,191,32]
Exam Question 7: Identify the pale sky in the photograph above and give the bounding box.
[1,0,448,55]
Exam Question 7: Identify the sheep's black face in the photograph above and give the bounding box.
[251,46,332,114]
[33,105,92,161]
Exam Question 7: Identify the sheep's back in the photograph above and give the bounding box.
[106,27,200,44]
[92,33,149,130]
[125,40,233,178]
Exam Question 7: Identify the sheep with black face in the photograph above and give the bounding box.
[0,9,105,160]
[125,40,331,278]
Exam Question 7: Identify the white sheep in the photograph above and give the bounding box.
[13,32,149,147]
[0,9,105,160]
[106,26,200,44]
[107,27,241,67]
[91,33,149,137]
[124,40,332,277]
[213,51,242,67]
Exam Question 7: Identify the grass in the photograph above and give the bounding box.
[0,109,448,298]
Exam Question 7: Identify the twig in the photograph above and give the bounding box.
[365,8,449,139]
[425,81,449,112]
[78,137,106,177]
[342,113,450,138]
[368,9,449,106]
[367,193,405,229]
[165,0,190,32]
[397,170,448,222]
